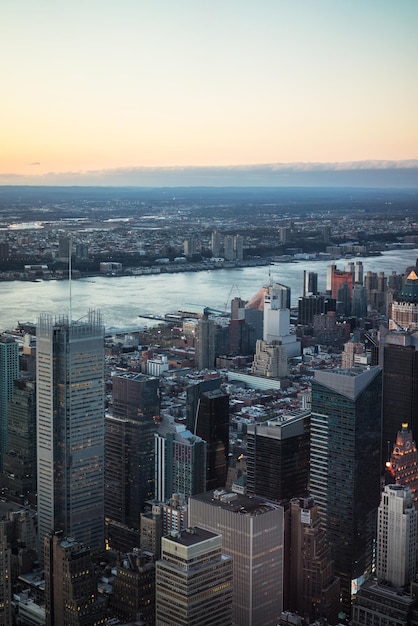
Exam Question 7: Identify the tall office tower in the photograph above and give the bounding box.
[154,416,206,503]
[110,550,155,625]
[263,283,300,358]
[229,318,253,355]
[223,234,234,261]
[351,284,368,318]
[0,378,37,500]
[44,532,107,626]
[105,372,159,535]
[391,270,418,330]
[379,329,418,463]
[365,270,387,315]
[195,313,216,370]
[251,339,288,378]
[303,270,318,296]
[185,377,221,433]
[386,423,418,504]
[234,234,244,260]
[246,409,310,502]
[331,266,353,302]
[288,497,340,624]
[156,526,233,626]
[37,312,105,554]
[211,230,221,258]
[195,388,229,491]
[376,484,417,587]
[310,366,382,616]
[0,335,19,458]
[189,490,284,626]
[326,263,336,293]
[354,260,364,284]
[337,281,351,316]
[297,295,336,325]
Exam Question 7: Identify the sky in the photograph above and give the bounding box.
[1,0,418,186]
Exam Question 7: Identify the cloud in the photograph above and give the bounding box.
[1,160,418,187]
[29,161,41,166]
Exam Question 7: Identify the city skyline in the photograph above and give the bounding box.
[2,1,417,186]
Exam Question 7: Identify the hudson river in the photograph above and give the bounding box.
[0,249,415,333]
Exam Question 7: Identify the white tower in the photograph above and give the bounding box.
[376,484,417,587]
[263,283,300,358]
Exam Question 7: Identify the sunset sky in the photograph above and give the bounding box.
[2,1,417,185]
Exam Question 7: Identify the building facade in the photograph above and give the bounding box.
[155,526,233,626]
[189,490,284,626]
[376,484,417,587]
[36,312,105,554]
[105,372,159,532]
[246,409,310,502]
[0,335,19,458]
[310,366,382,616]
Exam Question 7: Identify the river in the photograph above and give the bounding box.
[0,249,415,333]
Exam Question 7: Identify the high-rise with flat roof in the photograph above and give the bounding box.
[246,409,310,502]
[310,366,382,616]
[105,373,159,536]
[0,335,19,459]
[156,526,233,626]
[44,532,107,626]
[376,484,417,587]
[195,388,229,491]
[36,312,105,554]
[189,490,284,626]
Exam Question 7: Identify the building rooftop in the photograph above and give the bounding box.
[396,270,418,303]
[164,526,218,547]
[191,489,282,516]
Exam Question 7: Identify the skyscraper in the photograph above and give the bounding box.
[36,312,105,554]
[154,417,206,503]
[195,313,216,370]
[376,484,417,587]
[288,496,340,624]
[195,388,229,491]
[156,526,233,626]
[0,378,37,500]
[0,335,19,459]
[189,490,284,626]
[386,423,418,503]
[263,282,300,358]
[44,532,107,626]
[310,366,382,615]
[246,409,310,502]
[379,329,418,463]
[105,372,159,535]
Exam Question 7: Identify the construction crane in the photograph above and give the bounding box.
[224,284,241,314]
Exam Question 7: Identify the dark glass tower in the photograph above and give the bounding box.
[246,409,310,502]
[195,388,229,491]
[105,373,159,532]
[310,366,382,617]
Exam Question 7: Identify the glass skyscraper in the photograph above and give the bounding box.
[310,366,382,617]
[36,312,105,555]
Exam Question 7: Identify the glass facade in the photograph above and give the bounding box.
[310,367,382,616]
[37,312,105,554]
